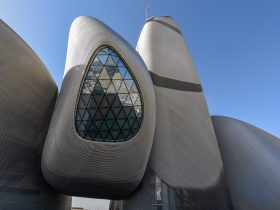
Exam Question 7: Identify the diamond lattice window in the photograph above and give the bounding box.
[75,46,143,142]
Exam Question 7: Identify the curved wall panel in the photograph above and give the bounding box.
[42,16,156,199]
[212,116,280,210]
[0,20,71,210]
[135,16,232,209]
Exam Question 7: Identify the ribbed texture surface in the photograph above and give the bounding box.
[0,20,71,209]
[116,16,233,210]
[42,16,156,199]
[212,116,280,210]
[137,16,225,188]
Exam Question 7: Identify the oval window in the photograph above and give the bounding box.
[75,46,143,142]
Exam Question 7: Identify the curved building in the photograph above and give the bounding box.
[0,20,71,210]
[118,16,232,209]
[41,16,156,199]
[212,116,280,210]
[0,15,279,210]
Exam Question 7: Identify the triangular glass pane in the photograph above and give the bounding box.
[76,120,82,128]
[106,110,115,120]
[88,108,97,119]
[111,121,120,131]
[81,95,91,107]
[124,94,133,106]
[117,60,125,67]
[112,107,121,117]
[123,106,133,117]
[105,120,114,130]
[132,119,140,129]
[91,65,103,77]
[99,121,108,132]
[105,66,116,78]
[112,96,122,107]
[101,131,108,139]
[94,120,103,130]
[122,121,130,130]
[93,94,104,106]
[87,97,98,109]
[126,131,134,139]
[99,79,110,90]
[128,118,136,127]
[98,55,108,64]
[130,83,138,93]
[86,70,97,80]
[117,109,126,119]
[106,133,113,141]
[122,130,130,139]
[124,80,133,91]
[105,56,116,67]
[78,98,86,109]
[81,83,91,94]
[130,93,138,105]
[92,57,102,66]
[107,82,117,94]
[81,110,90,121]
[77,121,86,132]
[134,96,141,106]
[118,93,127,104]
[106,94,116,105]
[94,110,103,121]
[111,55,119,65]
[93,81,104,94]
[127,107,136,118]
[112,80,122,92]
[111,130,119,140]
[99,67,110,80]
[112,69,122,80]
[118,81,128,94]
[116,119,126,128]
[77,108,85,119]
[108,48,113,54]
[100,97,109,107]
[76,46,143,142]
[85,80,96,93]
[102,48,110,54]
[118,67,127,79]
[135,107,142,117]
[98,50,107,55]
[95,133,102,140]
[124,71,132,80]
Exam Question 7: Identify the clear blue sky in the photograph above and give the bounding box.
[1,0,279,138]
[1,0,279,209]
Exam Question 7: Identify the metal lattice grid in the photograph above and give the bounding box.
[75,46,143,142]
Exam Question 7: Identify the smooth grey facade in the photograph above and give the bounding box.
[0,15,279,210]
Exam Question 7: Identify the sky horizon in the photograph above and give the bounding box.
[1,0,279,209]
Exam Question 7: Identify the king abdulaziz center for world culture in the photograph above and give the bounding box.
[0,15,280,210]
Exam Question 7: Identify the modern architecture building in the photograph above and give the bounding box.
[0,15,279,210]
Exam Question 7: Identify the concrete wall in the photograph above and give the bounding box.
[0,20,71,210]
[42,16,156,199]
[212,116,280,210]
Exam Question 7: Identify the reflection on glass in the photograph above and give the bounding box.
[75,46,143,142]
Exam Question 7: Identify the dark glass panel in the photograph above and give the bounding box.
[75,46,143,142]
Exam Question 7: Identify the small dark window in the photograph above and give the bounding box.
[75,46,143,142]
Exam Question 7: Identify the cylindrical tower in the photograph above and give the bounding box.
[119,16,232,209]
